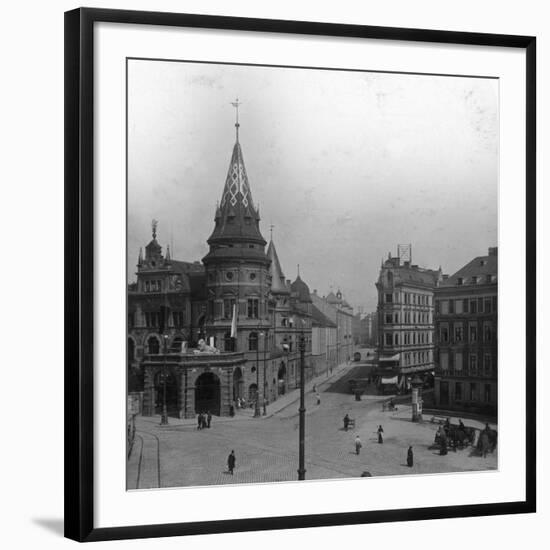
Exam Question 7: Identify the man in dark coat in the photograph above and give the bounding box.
[343,414,350,431]
[407,446,414,467]
[197,413,203,430]
[227,450,236,475]
[207,411,212,428]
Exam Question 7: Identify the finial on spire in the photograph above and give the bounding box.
[166,244,171,261]
[152,219,158,240]
[270,224,274,240]
[297,264,300,277]
[231,97,242,142]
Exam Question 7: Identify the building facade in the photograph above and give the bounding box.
[128,119,313,417]
[375,252,441,391]
[433,247,498,415]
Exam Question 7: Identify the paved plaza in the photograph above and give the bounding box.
[127,363,497,490]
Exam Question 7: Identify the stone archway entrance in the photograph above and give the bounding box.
[154,370,179,417]
[233,367,244,402]
[277,362,287,395]
[195,372,221,415]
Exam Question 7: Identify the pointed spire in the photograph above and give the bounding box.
[267,239,289,295]
[297,264,300,278]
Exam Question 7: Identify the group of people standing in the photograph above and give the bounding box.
[343,416,414,468]
[197,411,212,430]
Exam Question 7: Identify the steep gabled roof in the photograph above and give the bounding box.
[441,251,497,287]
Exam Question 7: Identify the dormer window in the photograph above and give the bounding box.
[457,277,464,285]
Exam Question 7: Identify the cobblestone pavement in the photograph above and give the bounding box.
[127,365,498,489]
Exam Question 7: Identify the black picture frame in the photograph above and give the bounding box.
[65,7,536,543]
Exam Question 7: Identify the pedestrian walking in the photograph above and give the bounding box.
[343,413,350,431]
[316,392,321,405]
[312,384,317,393]
[377,425,384,444]
[355,435,362,455]
[227,450,236,475]
[207,411,212,428]
[201,413,207,430]
[197,413,203,430]
[407,446,414,467]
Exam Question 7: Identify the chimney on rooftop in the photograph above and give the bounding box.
[488,247,498,256]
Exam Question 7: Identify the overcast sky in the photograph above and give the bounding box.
[127,59,498,313]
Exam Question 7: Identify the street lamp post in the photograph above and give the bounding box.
[263,329,268,416]
[160,333,169,425]
[298,329,306,480]
[254,329,262,418]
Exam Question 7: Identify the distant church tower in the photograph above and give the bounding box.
[202,101,271,354]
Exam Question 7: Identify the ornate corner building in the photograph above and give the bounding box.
[433,248,498,415]
[127,118,325,418]
[374,250,441,391]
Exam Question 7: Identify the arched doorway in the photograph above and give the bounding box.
[154,370,179,417]
[277,362,287,395]
[195,372,221,415]
[233,367,243,401]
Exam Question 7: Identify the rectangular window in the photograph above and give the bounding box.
[385,333,392,346]
[455,351,463,372]
[385,313,392,324]
[435,300,440,314]
[394,333,399,346]
[469,324,478,343]
[454,323,464,342]
[455,300,463,314]
[484,384,491,402]
[484,298,492,313]
[172,311,185,328]
[441,300,449,315]
[440,325,449,343]
[463,299,469,313]
[455,382,463,401]
[470,299,477,314]
[484,323,492,342]
[449,300,454,314]
[477,297,484,313]
[492,296,498,312]
[484,354,492,376]
[469,354,478,376]
[385,293,393,303]
[440,351,449,371]
[247,298,259,319]
[470,382,477,401]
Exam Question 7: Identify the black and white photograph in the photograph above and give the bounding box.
[126,59,499,489]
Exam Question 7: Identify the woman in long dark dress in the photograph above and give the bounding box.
[377,425,384,444]
[407,446,413,467]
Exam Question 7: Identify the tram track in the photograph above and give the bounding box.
[135,429,162,489]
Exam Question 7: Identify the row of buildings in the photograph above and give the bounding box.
[374,246,498,415]
[127,120,354,418]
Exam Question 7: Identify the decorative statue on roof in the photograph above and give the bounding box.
[194,339,220,354]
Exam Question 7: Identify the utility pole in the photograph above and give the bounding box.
[298,330,306,480]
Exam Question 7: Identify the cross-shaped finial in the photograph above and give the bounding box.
[269,224,274,240]
[231,97,241,141]
[152,219,158,239]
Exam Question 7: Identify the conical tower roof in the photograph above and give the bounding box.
[207,140,266,246]
[267,239,289,295]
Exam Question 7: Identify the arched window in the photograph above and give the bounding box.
[248,332,258,351]
[147,336,160,354]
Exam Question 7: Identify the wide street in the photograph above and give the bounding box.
[127,358,497,490]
